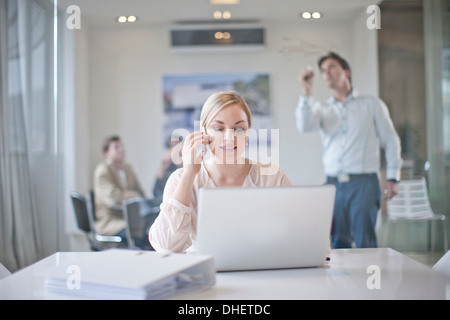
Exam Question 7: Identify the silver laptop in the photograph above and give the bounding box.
[197,185,336,271]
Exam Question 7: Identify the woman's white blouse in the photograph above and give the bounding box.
[149,162,293,253]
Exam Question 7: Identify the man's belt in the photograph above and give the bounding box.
[327,173,376,183]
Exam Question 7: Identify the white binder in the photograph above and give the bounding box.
[45,249,215,300]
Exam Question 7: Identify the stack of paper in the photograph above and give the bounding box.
[45,249,215,299]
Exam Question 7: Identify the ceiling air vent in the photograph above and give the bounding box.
[170,24,265,52]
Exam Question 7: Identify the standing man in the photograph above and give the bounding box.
[296,52,402,248]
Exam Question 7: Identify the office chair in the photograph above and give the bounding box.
[88,190,96,221]
[70,191,124,251]
[383,177,448,253]
[122,197,160,250]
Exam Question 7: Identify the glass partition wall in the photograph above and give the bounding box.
[378,0,449,253]
[2,0,449,272]
[424,0,450,250]
[0,0,63,271]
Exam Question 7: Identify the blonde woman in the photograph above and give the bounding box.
[149,91,292,253]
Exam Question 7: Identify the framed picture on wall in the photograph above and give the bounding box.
[161,72,272,151]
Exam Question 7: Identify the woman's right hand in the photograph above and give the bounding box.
[181,131,211,179]
[173,132,211,207]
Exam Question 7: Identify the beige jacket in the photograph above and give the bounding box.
[93,159,144,235]
[149,162,292,253]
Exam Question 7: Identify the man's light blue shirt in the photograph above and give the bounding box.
[295,90,402,180]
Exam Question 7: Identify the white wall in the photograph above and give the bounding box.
[64,9,378,249]
[85,21,357,189]
[60,17,92,248]
[351,8,379,97]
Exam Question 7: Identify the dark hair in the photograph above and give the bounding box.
[318,51,352,85]
[102,135,120,153]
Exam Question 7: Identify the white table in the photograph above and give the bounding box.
[0,248,448,300]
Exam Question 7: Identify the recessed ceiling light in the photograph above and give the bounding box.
[300,11,322,19]
[214,10,231,20]
[117,15,137,23]
[222,11,231,19]
[301,12,312,19]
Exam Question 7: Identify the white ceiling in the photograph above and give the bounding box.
[58,0,380,27]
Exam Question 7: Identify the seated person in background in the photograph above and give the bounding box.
[149,91,292,253]
[93,135,150,248]
[152,134,183,204]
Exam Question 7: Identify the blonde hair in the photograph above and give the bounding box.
[200,91,252,130]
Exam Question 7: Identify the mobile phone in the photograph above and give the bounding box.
[201,127,207,159]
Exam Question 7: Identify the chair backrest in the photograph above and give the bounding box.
[123,199,143,246]
[71,191,124,251]
[386,177,434,219]
[88,190,97,221]
[123,197,159,248]
[70,191,91,233]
